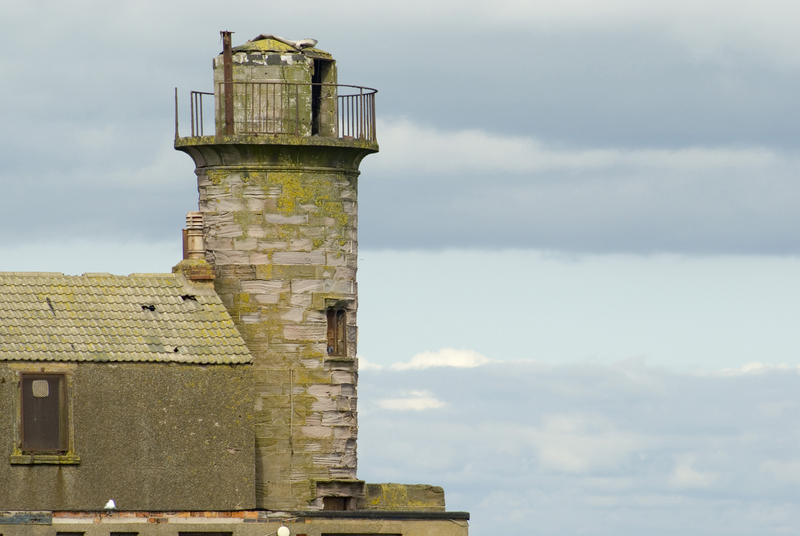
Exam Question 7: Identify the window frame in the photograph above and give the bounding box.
[326,307,348,357]
[10,369,80,465]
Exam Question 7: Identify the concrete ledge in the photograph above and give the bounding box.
[292,510,470,521]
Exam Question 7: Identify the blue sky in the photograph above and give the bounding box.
[2,1,800,534]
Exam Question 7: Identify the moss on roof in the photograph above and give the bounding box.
[232,36,332,59]
[0,272,252,365]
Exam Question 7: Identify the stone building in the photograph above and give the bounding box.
[0,32,469,536]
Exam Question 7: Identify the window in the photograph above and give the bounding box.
[326,308,347,356]
[10,372,79,464]
[22,374,66,453]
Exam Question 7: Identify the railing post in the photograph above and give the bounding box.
[174,87,179,139]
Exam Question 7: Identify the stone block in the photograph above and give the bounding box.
[280,307,305,322]
[289,238,313,251]
[290,293,312,307]
[257,240,289,250]
[250,252,270,265]
[291,279,324,293]
[214,198,245,211]
[331,371,355,385]
[234,237,258,250]
[334,267,356,281]
[283,324,325,342]
[326,252,347,266]
[264,213,307,224]
[213,250,251,264]
[300,425,333,439]
[209,222,244,239]
[321,410,355,427]
[245,226,267,238]
[273,251,326,265]
[363,483,446,512]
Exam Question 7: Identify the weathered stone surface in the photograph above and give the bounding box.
[175,37,381,512]
[364,483,447,512]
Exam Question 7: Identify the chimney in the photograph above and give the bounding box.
[183,211,205,260]
[174,212,214,281]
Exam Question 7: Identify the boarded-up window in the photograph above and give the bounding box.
[21,374,66,453]
[326,308,347,356]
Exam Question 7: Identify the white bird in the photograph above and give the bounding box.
[104,499,116,510]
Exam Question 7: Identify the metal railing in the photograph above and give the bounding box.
[175,82,377,141]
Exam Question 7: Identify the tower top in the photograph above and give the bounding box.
[174,31,376,145]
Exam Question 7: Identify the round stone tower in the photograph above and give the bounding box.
[174,32,378,511]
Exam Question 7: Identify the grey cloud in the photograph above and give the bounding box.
[359,159,800,253]
[358,363,800,535]
[2,4,798,254]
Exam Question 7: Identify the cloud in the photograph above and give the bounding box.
[357,357,384,370]
[377,390,445,411]
[761,459,800,484]
[669,455,718,488]
[360,119,800,253]
[372,118,788,175]
[358,360,800,535]
[528,414,646,473]
[713,362,800,376]
[390,348,492,370]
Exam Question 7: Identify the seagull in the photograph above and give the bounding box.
[104,499,116,510]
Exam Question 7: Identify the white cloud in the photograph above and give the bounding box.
[390,348,492,370]
[359,359,800,535]
[527,414,646,473]
[713,362,800,377]
[377,390,445,411]
[357,357,384,370]
[669,455,718,489]
[372,118,790,176]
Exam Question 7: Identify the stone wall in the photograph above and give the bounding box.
[186,141,375,509]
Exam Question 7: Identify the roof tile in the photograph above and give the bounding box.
[0,273,252,365]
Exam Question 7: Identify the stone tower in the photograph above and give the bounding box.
[175,32,377,510]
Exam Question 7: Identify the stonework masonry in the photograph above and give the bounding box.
[176,35,377,509]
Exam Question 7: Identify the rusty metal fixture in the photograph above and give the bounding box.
[221,30,234,135]
[190,91,213,136]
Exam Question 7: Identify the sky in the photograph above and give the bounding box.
[2,1,800,534]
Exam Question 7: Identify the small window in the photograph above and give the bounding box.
[326,308,347,356]
[11,372,79,464]
[21,374,66,453]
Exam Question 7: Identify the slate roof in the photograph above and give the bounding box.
[0,272,252,365]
